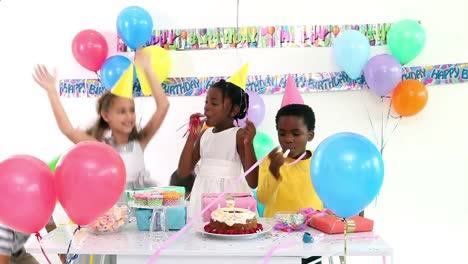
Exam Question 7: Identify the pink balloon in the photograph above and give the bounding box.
[55,142,126,226]
[237,90,265,127]
[0,155,56,234]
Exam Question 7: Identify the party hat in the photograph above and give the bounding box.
[227,63,249,90]
[111,64,135,98]
[281,74,304,107]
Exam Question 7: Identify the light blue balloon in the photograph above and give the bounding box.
[100,55,132,90]
[252,190,265,217]
[332,30,370,79]
[311,132,384,218]
[117,6,153,50]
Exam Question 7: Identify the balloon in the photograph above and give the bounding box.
[117,6,154,50]
[253,131,275,160]
[311,132,384,218]
[332,30,370,79]
[0,155,56,233]
[237,91,266,127]
[363,54,403,96]
[392,80,428,117]
[387,19,426,65]
[72,29,108,72]
[135,46,172,96]
[55,142,126,226]
[100,55,133,90]
[48,155,61,172]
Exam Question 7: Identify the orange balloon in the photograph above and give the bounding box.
[392,80,428,117]
[332,25,340,36]
[180,31,187,39]
[267,26,276,35]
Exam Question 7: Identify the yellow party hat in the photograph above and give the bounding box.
[227,63,249,90]
[111,64,134,98]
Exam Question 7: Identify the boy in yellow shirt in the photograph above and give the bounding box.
[257,104,323,217]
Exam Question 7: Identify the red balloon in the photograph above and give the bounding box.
[0,155,56,234]
[55,142,126,226]
[72,29,108,72]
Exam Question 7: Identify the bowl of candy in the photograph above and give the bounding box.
[274,211,307,231]
[87,204,129,234]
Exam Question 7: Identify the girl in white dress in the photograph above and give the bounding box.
[177,79,258,219]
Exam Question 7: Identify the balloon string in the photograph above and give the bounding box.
[381,116,402,152]
[359,90,379,146]
[380,96,384,153]
[146,145,276,264]
[341,218,348,264]
[35,232,52,264]
[94,71,101,82]
[65,226,81,264]
[383,97,393,142]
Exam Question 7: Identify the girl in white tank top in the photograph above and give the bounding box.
[177,80,258,219]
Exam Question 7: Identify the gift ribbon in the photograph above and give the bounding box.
[341,218,357,264]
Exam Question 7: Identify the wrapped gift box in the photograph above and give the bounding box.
[135,207,186,231]
[134,186,187,231]
[308,214,374,234]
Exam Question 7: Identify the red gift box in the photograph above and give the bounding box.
[308,214,374,234]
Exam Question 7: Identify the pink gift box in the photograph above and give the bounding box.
[308,214,374,234]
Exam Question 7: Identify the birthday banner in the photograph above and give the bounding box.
[117,22,396,52]
[59,63,468,98]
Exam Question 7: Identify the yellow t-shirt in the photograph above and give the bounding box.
[257,151,323,217]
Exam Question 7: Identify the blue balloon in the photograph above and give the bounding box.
[332,30,370,79]
[100,55,132,90]
[252,190,265,217]
[117,6,153,50]
[311,132,384,218]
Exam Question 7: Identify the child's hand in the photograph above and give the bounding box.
[243,119,256,145]
[188,113,205,139]
[33,64,57,94]
[134,48,153,72]
[268,146,285,179]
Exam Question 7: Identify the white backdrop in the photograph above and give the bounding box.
[0,0,467,263]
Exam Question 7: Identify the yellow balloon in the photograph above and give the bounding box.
[136,46,172,96]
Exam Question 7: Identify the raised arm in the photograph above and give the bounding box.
[177,114,205,177]
[33,65,96,144]
[135,50,170,150]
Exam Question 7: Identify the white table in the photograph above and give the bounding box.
[25,219,393,264]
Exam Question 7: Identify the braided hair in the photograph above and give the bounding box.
[211,79,249,123]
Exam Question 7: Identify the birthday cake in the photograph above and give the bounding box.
[204,207,263,235]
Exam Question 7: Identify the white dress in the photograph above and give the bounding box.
[188,127,252,219]
[105,138,158,194]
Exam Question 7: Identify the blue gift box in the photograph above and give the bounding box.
[135,207,187,231]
